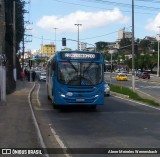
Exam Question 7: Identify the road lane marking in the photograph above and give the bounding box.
[139,85,160,89]
[37,83,71,157]
[37,83,41,106]
[28,82,49,157]
[112,95,160,111]
[49,125,72,157]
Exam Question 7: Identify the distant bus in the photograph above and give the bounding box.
[46,51,105,109]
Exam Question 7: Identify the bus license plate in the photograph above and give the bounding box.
[76,98,85,102]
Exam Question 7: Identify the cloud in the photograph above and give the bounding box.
[36,8,129,33]
[145,13,160,32]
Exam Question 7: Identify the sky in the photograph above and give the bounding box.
[24,0,160,52]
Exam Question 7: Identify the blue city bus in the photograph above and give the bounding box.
[46,50,105,109]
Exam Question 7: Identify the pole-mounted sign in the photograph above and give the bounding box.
[29,59,32,68]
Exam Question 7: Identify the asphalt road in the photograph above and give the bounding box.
[32,81,160,157]
[105,73,160,102]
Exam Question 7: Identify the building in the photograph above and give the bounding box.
[80,42,87,50]
[41,43,56,57]
[118,28,132,40]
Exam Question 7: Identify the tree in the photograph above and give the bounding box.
[119,38,131,48]
[139,40,150,49]
[5,0,25,94]
[95,41,108,52]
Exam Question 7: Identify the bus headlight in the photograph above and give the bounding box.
[61,94,66,98]
[56,89,66,97]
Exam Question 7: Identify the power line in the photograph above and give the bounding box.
[135,0,160,2]
[81,0,160,11]
[52,0,159,15]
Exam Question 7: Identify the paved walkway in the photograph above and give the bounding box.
[0,80,44,157]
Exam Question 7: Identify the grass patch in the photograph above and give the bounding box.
[110,84,160,107]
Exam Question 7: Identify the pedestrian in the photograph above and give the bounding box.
[20,71,25,81]
[32,70,36,82]
[26,70,30,82]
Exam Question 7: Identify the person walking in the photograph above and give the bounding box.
[20,71,25,81]
[32,70,36,82]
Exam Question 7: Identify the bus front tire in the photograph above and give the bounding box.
[52,102,59,109]
[48,95,51,100]
[91,105,97,109]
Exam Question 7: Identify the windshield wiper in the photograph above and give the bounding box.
[68,60,78,73]
[82,61,93,74]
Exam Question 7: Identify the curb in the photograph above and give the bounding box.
[111,91,129,99]
[28,82,49,157]
[111,90,160,107]
[135,89,160,104]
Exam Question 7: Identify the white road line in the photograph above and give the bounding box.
[37,83,41,106]
[139,85,160,89]
[37,83,71,157]
[113,95,160,111]
[28,82,49,157]
[49,125,72,157]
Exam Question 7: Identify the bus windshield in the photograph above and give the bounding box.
[57,61,102,86]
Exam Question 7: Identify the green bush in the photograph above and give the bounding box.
[110,84,160,107]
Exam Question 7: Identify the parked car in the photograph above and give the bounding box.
[115,69,120,73]
[118,71,128,76]
[104,83,110,96]
[39,72,46,81]
[116,73,128,81]
[138,72,150,79]
[135,70,141,76]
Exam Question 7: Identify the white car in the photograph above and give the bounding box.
[39,72,46,81]
[104,83,110,96]
[118,71,128,76]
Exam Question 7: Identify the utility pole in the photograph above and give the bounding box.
[157,26,160,77]
[0,0,6,104]
[41,36,43,58]
[53,28,58,52]
[23,20,32,70]
[13,0,16,81]
[74,24,82,50]
[132,0,135,91]
[22,19,25,71]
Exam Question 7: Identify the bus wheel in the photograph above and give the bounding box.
[52,103,59,109]
[48,95,51,100]
[91,105,97,109]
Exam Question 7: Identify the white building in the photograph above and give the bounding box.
[118,28,132,40]
[80,42,87,50]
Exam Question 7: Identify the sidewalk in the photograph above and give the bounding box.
[0,80,44,156]
[149,74,160,83]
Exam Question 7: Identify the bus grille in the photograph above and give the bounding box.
[67,86,95,92]
[65,97,96,104]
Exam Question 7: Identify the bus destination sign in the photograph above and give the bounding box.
[61,52,99,60]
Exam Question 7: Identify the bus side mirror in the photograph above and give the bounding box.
[104,64,106,72]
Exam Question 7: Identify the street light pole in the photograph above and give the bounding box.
[110,52,113,84]
[132,0,135,91]
[13,0,17,81]
[157,26,160,77]
[53,28,58,52]
[0,0,6,104]
[74,24,82,50]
